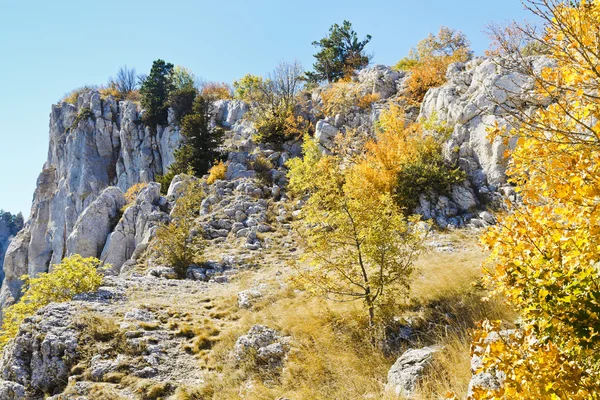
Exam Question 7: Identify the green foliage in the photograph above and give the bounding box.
[233,74,265,103]
[250,155,274,185]
[247,61,307,146]
[177,96,224,175]
[0,255,105,348]
[0,210,24,233]
[306,20,372,83]
[169,87,199,124]
[171,65,197,90]
[70,108,96,131]
[395,144,466,211]
[153,178,205,278]
[140,59,175,129]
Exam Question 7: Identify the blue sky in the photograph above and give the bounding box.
[0,0,533,217]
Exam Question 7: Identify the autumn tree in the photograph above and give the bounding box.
[0,255,105,348]
[306,20,372,83]
[287,136,423,327]
[473,1,600,398]
[108,65,138,98]
[394,27,472,104]
[240,61,308,146]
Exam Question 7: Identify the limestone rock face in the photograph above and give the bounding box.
[101,182,170,273]
[0,303,79,398]
[420,56,554,192]
[0,212,23,285]
[0,91,181,310]
[66,187,126,259]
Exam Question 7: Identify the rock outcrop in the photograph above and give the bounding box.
[0,212,23,285]
[385,346,440,398]
[420,56,553,193]
[0,91,253,310]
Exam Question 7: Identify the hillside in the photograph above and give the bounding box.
[1,4,600,399]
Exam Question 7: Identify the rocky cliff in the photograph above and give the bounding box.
[0,58,543,311]
[0,212,23,284]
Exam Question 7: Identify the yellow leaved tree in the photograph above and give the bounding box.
[474,1,600,398]
[0,255,105,348]
[287,134,424,327]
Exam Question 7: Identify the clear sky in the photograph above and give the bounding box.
[0,0,534,217]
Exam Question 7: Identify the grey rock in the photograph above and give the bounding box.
[385,346,440,398]
[0,303,79,396]
[233,325,290,368]
[237,289,262,309]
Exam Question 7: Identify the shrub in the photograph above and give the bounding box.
[169,87,198,124]
[394,27,472,104]
[201,82,233,101]
[153,179,205,278]
[140,59,175,129]
[206,161,227,185]
[233,74,265,103]
[354,105,465,211]
[357,93,381,109]
[0,255,105,348]
[250,156,274,184]
[61,85,98,105]
[320,81,380,115]
[70,108,96,131]
[108,65,138,97]
[172,65,196,90]
[252,104,308,146]
[121,183,148,212]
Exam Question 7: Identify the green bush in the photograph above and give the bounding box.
[395,138,466,211]
[0,255,105,348]
[153,178,205,278]
[169,87,198,124]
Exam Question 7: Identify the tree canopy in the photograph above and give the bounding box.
[306,20,372,83]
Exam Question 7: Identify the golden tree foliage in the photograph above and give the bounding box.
[394,27,472,104]
[0,255,105,348]
[287,134,424,326]
[206,160,227,185]
[475,1,600,397]
[320,81,381,116]
[356,105,464,210]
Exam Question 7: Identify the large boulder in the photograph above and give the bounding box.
[65,187,126,259]
[385,346,440,398]
[420,56,554,192]
[101,182,169,273]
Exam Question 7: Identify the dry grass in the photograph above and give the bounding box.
[194,231,514,399]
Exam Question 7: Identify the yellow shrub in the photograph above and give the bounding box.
[99,85,122,100]
[321,81,362,116]
[202,82,233,101]
[0,255,105,348]
[206,161,227,185]
[357,93,381,109]
[122,183,148,212]
[61,85,98,104]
